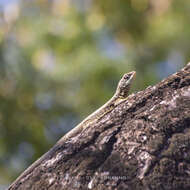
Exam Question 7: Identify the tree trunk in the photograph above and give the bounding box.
[8,63,190,190]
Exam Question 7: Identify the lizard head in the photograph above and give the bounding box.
[116,71,136,98]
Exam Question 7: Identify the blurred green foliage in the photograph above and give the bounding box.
[0,0,189,187]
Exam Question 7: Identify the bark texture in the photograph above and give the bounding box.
[8,63,190,190]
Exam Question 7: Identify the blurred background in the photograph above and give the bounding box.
[0,0,189,188]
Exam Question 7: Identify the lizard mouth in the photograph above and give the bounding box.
[129,71,136,80]
[130,71,136,78]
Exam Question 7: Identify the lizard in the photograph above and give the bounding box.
[58,71,136,143]
[8,71,136,189]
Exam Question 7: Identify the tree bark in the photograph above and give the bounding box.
[8,63,190,190]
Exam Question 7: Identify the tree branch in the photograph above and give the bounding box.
[8,63,190,190]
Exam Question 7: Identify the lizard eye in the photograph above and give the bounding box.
[124,74,130,80]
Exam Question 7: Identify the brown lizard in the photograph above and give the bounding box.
[58,71,136,142]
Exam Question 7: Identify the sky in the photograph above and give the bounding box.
[0,0,18,7]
